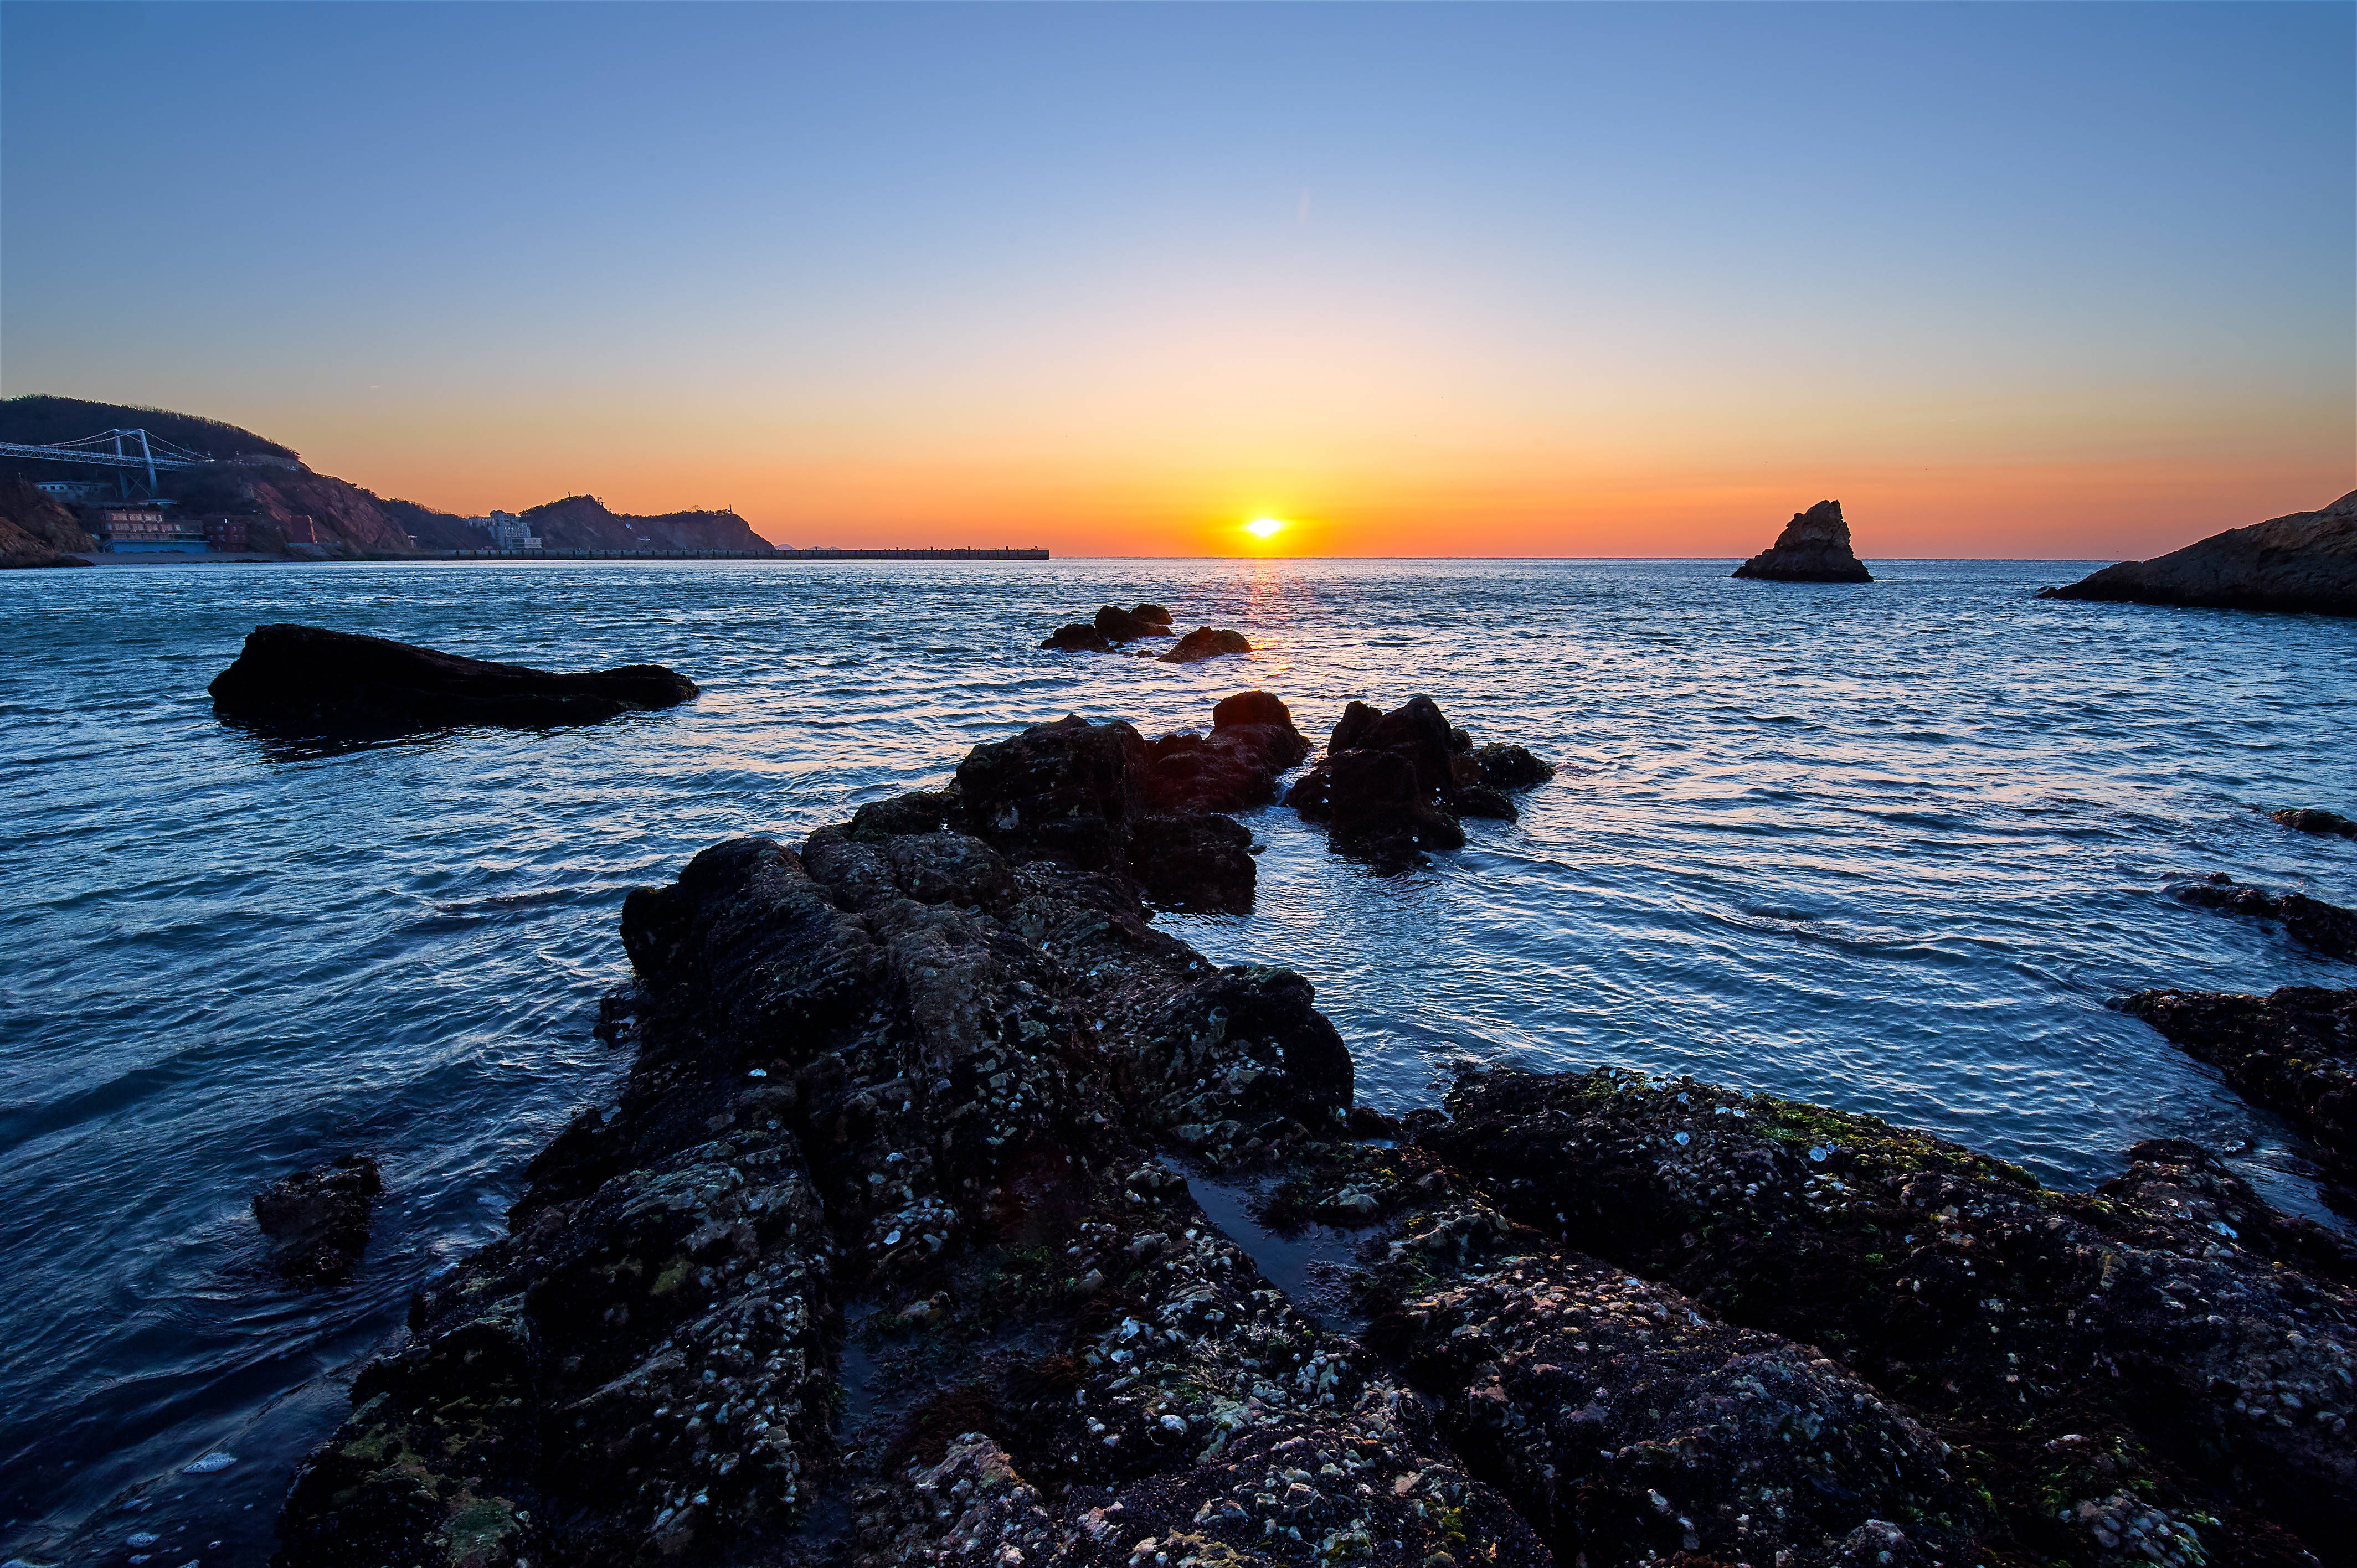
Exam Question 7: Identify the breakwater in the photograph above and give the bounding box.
[417,545,1051,560]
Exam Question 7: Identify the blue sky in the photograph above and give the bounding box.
[3,1,2349,554]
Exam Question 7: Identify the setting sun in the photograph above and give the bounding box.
[1244,518,1286,539]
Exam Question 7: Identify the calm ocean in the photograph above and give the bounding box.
[2,558,2352,1563]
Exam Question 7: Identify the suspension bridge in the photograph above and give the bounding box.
[0,427,227,496]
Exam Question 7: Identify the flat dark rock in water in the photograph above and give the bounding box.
[1157,625,1251,662]
[209,623,698,730]
[2276,805,2357,839]
[2121,986,2357,1187]
[2171,873,2357,961]
[2039,489,2357,616]
[1732,498,1872,582]
[252,1154,382,1287]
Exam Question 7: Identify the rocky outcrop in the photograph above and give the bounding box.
[1732,499,1872,582]
[947,710,1261,913]
[1288,695,1552,865]
[2121,986,2357,1189]
[1158,626,1252,663]
[1094,605,1173,641]
[275,791,2357,1568]
[1383,1066,2357,1564]
[2039,491,2357,616]
[1140,689,1314,814]
[253,1155,383,1287]
[1039,603,1181,652]
[1039,623,1112,652]
[0,476,98,566]
[2171,873,2357,962]
[2276,807,2357,840]
[208,623,699,731]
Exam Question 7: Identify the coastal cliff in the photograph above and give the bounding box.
[275,703,2357,1568]
[1,394,775,559]
[0,477,99,568]
[2040,491,2357,616]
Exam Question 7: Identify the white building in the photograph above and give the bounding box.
[466,510,542,550]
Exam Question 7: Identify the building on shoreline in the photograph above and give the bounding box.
[92,502,210,554]
[466,510,542,550]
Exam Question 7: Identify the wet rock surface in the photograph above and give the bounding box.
[1732,499,1874,584]
[2171,873,2357,962]
[1160,627,1253,664]
[2039,490,2357,616]
[2122,986,2357,1192]
[1287,695,1551,867]
[209,623,698,731]
[275,709,2356,1568]
[1141,690,1313,816]
[253,1154,383,1287]
[2276,807,2357,840]
[1042,623,1114,653]
[1037,602,1188,653]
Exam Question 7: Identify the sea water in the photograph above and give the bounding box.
[2,557,2352,1561]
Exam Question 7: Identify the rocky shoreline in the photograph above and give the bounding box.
[2039,492,2357,617]
[267,700,2357,1568]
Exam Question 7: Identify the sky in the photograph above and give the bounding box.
[2,1,2350,558]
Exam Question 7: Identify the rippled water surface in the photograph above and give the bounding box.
[3,558,2354,1561]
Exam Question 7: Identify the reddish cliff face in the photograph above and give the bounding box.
[0,478,99,568]
[242,471,420,556]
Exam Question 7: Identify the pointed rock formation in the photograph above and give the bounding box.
[2038,491,2357,616]
[1732,499,1872,582]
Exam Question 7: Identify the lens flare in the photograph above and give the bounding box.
[1244,518,1285,539]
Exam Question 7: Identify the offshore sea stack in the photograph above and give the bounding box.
[1731,499,1873,582]
[208,623,699,730]
[271,698,2357,1567]
[2040,489,2357,616]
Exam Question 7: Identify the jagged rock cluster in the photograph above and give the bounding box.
[1040,605,1253,663]
[209,624,699,731]
[274,706,2356,1568]
[1731,500,1873,584]
[1286,695,1553,866]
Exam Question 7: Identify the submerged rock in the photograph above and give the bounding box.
[208,623,697,731]
[2121,986,2357,1187]
[252,1154,382,1287]
[2276,806,2357,840]
[2039,490,2357,616]
[2171,873,2357,962]
[1732,499,1873,583]
[1157,626,1252,663]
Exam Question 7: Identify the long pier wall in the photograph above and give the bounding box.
[414,547,1050,561]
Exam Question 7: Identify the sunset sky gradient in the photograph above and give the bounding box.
[3,1,2350,557]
